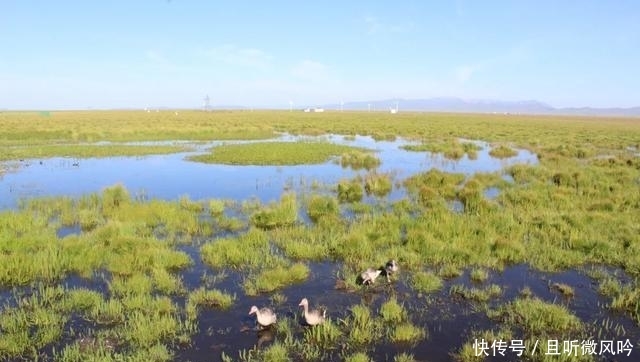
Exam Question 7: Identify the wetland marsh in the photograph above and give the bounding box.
[0,111,639,361]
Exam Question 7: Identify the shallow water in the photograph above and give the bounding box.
[167,263,639,362]
[0,134,537,210]
[5,135,639,361]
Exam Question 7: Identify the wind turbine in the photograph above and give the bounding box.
[340,100,344,112]
[289,100,293,112]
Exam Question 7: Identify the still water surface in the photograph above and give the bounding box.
[0,134,537,210]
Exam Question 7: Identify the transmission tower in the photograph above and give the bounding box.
[203,95,211,111]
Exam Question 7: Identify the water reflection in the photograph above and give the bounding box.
[0,134,537,210]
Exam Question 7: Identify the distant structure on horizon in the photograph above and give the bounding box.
[202,95,211,111]
[303,107,325,113]
[390,101,399,114]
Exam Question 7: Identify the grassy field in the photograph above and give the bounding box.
[1,110,638,159]
[0,144,192,161]
[0,110,639,361]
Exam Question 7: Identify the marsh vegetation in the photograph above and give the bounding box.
[0,110,639,361]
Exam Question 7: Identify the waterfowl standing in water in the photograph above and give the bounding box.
[249,306,277,328]
[298,298,326,326]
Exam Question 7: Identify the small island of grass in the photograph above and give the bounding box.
[188,141,369,165]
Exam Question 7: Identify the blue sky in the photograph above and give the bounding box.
[1,0,638,110]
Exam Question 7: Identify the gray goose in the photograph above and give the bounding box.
[249,306,277,328]
[298,298,325,326]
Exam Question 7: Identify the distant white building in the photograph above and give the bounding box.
[303,107,324,113]
[389,101,399,114]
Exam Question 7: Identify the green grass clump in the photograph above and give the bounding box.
[102,184,131,215]
[303,318,342,347]
[250,193,298,229]
[262,342,289,362]
[208,199,226,216]
[449,284,502,302]
[189,141,359,165]
[608,284,640,324]
[88,298,126,325]
[390,322,426,344]
[200,228,270,269]
[270,226,334,261]
[186,287,235,319]
[404,169,465,201]
[340,150,381,170]
[470,268,489,283]
[243,263,310,295]
[380,297,407,324]
[63,289,104,312]
[337,178,364,203]
[598,277,621,297]
[120,311,182,348]
[489,144,518,158]
[344,352,372,362]
[402,139,482,160]
[457,179,492,214]
[109,274,154,297]
[306,194,339,223]
[364,172,393,197]
[151,268,184,295]
[0,304,68,359]
[551,282,575,297]
[439,264,463,279]
[394,353,417,362]
[345,304,382,345]
[493,297,583,337]
[411,271,443,294]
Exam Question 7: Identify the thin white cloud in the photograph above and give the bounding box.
[453,44,532,83]
[145,50,165,64]
[364,15,381,34]
[455,64,478,83]
[143,50,186,72]
[204,45,273,70]
[364,15,415,35]
[290,60,330,82]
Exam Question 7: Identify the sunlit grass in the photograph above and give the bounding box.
[411,271,443,294]
[344,304,382,345]
[306,194,339,223]
[489,144,518,158]
[390,322,426,344]
[0,144,192,161]
[340,150,381,170]
[189,141,361,165]
[186,287,235,319]
[250,193,298,229]
[450,284,502,302]
[491,297,584,337]
[243,262,310,295]
[1,110,640,360]
[402,138,482,160]
[337,178,364,203]
[364,172,393,197]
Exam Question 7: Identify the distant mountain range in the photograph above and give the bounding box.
[317,98,640,117]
